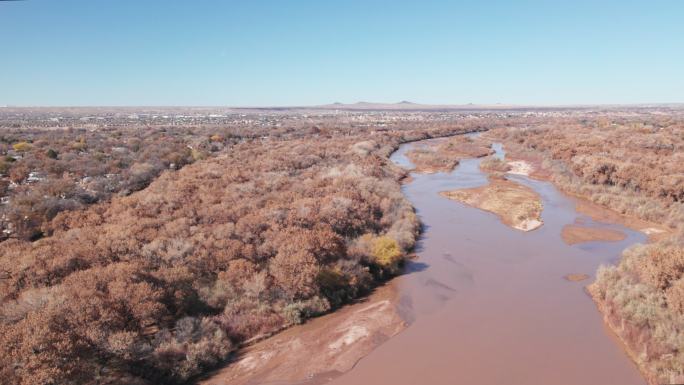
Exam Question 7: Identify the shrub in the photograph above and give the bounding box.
[372,236,403,270]
[666,277,684,314]
[0,159,10,174]
[71,138,87,151]
[190,148,206,161]
[12,141,32,152]
[150,317,232,383]
[317,267,353,307]
[282,296,331,325]
[480,156,510,173]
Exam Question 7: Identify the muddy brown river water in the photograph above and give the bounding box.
[329,136,647,385]
[202,135,648,385]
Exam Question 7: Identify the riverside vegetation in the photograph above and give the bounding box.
[404,135,492,173]
[0,109,498,385]
[495,117,684,384]
[1,107,682,385]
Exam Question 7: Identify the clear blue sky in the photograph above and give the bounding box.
[1,0,682,106]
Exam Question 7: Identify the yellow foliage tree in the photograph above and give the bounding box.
[12,142,32,152]
[371,236,402,268]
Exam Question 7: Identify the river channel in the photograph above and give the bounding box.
[329,135,646,385]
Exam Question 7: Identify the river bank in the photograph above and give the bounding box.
[198,284,406,385]
[200,134,649,385]
[330,136,646,385]
[196,131,483,385]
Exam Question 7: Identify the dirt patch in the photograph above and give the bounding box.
[561,225,627,245]
[506,160,533,176]
[641,227,666,236]
[406,136,492,173]
[564,273,590,282]
[198,284,406,385]
[440,178,543,231]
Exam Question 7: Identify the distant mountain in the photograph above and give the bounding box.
[314,101,524,111]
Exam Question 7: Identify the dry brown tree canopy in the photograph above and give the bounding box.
[0,113,490,384]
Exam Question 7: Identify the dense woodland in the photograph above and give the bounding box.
[0,111,499,385]
[497,117,684,384]
[0,127,225,241]
[0,111,498,242]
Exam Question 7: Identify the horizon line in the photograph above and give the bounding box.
[1,101,684,110]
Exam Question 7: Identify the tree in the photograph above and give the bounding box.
[372,236,403,269]
[12,142,32,152]
[270,247,320,299]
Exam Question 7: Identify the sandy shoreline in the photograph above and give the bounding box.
[561,224,627,245]
[198,284,407,385]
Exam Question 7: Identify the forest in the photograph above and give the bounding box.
[0,125,225,242]
[0,110,500,385]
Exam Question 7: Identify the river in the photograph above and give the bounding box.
[329,135,646,385]
[202,135,647,385]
